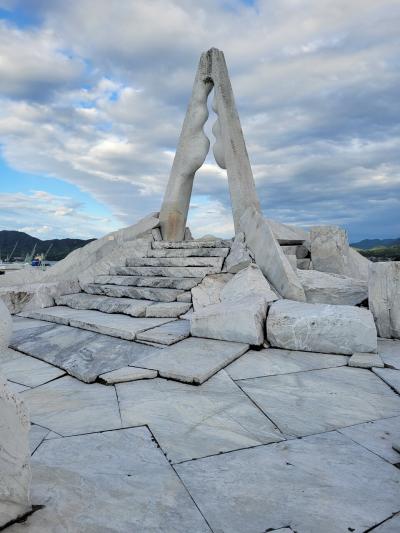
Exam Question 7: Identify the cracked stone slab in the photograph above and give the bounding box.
[136,337,249,384]
[136,319,190,346]
[10,321,158,383]
[175,431,400,533]
[117,370,283,463]
[371,514,400,532]
[238,367,400,437]
[6,381,29,394]
[339,416,400,464]
[1,348,65,387]
[20,306,174,341]
[378,338,400,369]
[7,427,210,533]
[373,368,400,394]
[105,272,202,290]
[99,366,157,384]
[29,424,50,455]
[84,282,185,302]
[21,376,121,436]
[226,347,348,380]
[55,292,152,317]
[348,352,384,368]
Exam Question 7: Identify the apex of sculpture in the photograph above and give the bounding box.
[159,48,261,242]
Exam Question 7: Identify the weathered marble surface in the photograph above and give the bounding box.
[55,292,152,317]
[226,348,348,380]
[0,298,12,348]
[1,348,65,387]
[10,320,157,383]
[102,272,201,289]
[136,319,190,345]
[348,352,384,368]
[117,370,283,463]
[378,338,400,369]
[29,424,50,455]
[126,256,224,268]
[137,337,249,384]
[267,299,377,355]
[240,206,306,302]
[148,246,229,258]
[6,381,29,394]
[339,416,400,464]
[369,261,400,339]
[175,431,400,533]
[191,296,267,345]
[84,281,185,302]
[110,265,220,278]
[297,269,368,305]
[8,428,210,532]
[371,514,400,532]
[20,306,173,341]
[145,301,191,318]
[221,263,278,304]
[224,232,252,273]
[153,240,230,249]
[0,373,31,527]
[99,366,157,384]
[238,367,400,437]
[191,273,233,311]
[373,368,400,394]
[21,376,121,435]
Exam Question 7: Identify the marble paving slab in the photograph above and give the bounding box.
[136,337,249,384]
[12,316,53,331]
[226,347,348,380]
[372,513,400,532]
[21,306,174,341]
[373,367,400,393]
[175,431,400,533]
[6,380,29,394]
[117,370,283,463]
[1,347,65,387]
[99,366,157,384]
[339,416,400,464]
[21,376,121,435]
[136,319,190,345]
[8,427,210,533]
[238,367,400,437]
[10,320,158,383]
[378,338,400,369]
[29,424,50,454]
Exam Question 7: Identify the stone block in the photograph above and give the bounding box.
[240,206,306,302]
[297,269,368,305]
[191,296,267,345]
[349,352,384,368]
[224,232,252,273]
[0,373,31,527]
[191,273,233,312]
[267,299,377,355]
[221,264,278,304]
[369,261,400,339]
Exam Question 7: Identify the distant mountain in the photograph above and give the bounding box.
[351,238,400,250]
[0,230,95,262]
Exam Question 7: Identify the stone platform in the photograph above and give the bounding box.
[3,316,400,532]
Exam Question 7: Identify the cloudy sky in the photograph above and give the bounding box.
[0,0,399,242]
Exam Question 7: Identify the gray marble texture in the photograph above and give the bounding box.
[10,320,159,383]
[29,424,50,454]
[226,347,348,380]
[373,368,400,393]
[339,416,400,464]
[99,366,157,384]
[1,348,65,387]
[136,319,190,345]
[8,427,210,533]
[238,367,400,437]
[378,338,400,369]
[117,370,283,463]
[136,337,249,384]
[175,431,400,533]
[21,376,121,435]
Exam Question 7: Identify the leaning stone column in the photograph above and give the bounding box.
[159,53,213,241]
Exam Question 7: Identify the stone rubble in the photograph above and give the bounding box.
[224,232,252,273]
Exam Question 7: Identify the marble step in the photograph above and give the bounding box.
[136,319,191,346]
[147,247,230,258]
[97,273,201,290]
[152,240,231,249]
[145,302,192,318]
[55,293,153,317]
[126,256,224,268]
[83,283,184,302]
[107,265,220,278]
[20,307,175,341]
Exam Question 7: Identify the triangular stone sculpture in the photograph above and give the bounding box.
[159,48,306,301]
[159,48,261,242]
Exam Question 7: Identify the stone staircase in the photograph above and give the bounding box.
[20,240,231,346]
